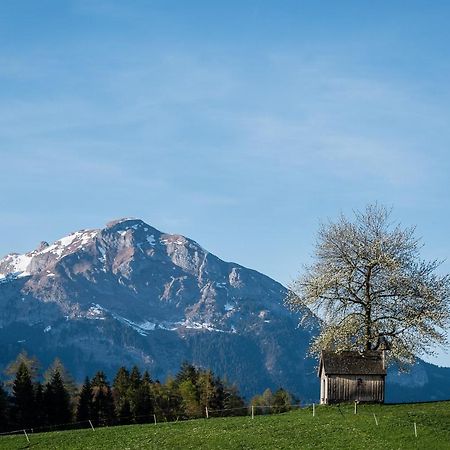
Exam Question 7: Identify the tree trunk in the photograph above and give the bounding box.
[364,266,373,351]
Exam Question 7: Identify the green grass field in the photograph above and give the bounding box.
[1,402,450,449]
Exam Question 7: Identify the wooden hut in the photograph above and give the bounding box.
[318,351,386,404]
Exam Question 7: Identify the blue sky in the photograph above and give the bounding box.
[1,1,450,365]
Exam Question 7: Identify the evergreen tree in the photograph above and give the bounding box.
[11,362,35,428]
[34,382,46,427]
[117,398,131,423]
[133,372,153,422]
[76,377,93,422]
[44,370,72,425]
[129,366,141,390]
[5,351,40,387]
[152,377,181,421]
[142,370,153,384]
[212,375,225,410]
[44,358,77,399]
[176,362,198,385]
[0,382,9,432]
[112,367,131,422]
[91,371,115,424]
[128,366,142,420]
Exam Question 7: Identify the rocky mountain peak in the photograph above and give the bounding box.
[106,217,145,229]
[0,218,287,327]
[36,241,50,252]
[0,219,163,280]
[104,217,163,235]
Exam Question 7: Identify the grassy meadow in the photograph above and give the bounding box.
[1,402,449,449]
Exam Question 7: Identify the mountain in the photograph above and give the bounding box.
[0,218,449,402]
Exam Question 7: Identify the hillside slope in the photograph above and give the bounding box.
[1,402,450,449]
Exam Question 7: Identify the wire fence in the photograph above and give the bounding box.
[0,401,445,443]
[0,403,312,438]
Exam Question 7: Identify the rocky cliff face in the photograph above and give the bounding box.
[0,218,448,401]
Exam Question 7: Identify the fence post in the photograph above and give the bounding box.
[153,414,157,425]
[251,405,254,419]
[88,420,95,431]
[23,430,29,444]
[354,401,358,415]
[205,407,209,419]
[414,422,417,438]
[312,403,315,417]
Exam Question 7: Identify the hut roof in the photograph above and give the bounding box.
[318,351,386,377]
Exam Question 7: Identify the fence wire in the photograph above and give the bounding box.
[0,401,445,440]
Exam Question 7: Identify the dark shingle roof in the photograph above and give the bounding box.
[319,351,386,376]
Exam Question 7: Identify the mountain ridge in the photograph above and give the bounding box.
[0,218,449,402]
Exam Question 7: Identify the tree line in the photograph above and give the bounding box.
[0,352,293,432]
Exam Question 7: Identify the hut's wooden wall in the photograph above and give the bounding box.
[326,375,384,403]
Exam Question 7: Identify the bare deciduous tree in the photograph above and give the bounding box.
[286,204,450,365]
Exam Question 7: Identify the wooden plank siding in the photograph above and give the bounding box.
[326,375,384,404]
[318,351,386,404]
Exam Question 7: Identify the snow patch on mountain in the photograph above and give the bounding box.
[224,302,235,312]
[0,229,100,278]
[0,253,33,278]
[181,320,228,333]
[86,301,232,336]
[98,245,106,263]
[39,230,98,257]
[139,321,157,331]
[86,304,106,320]
[111,313,151,336]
